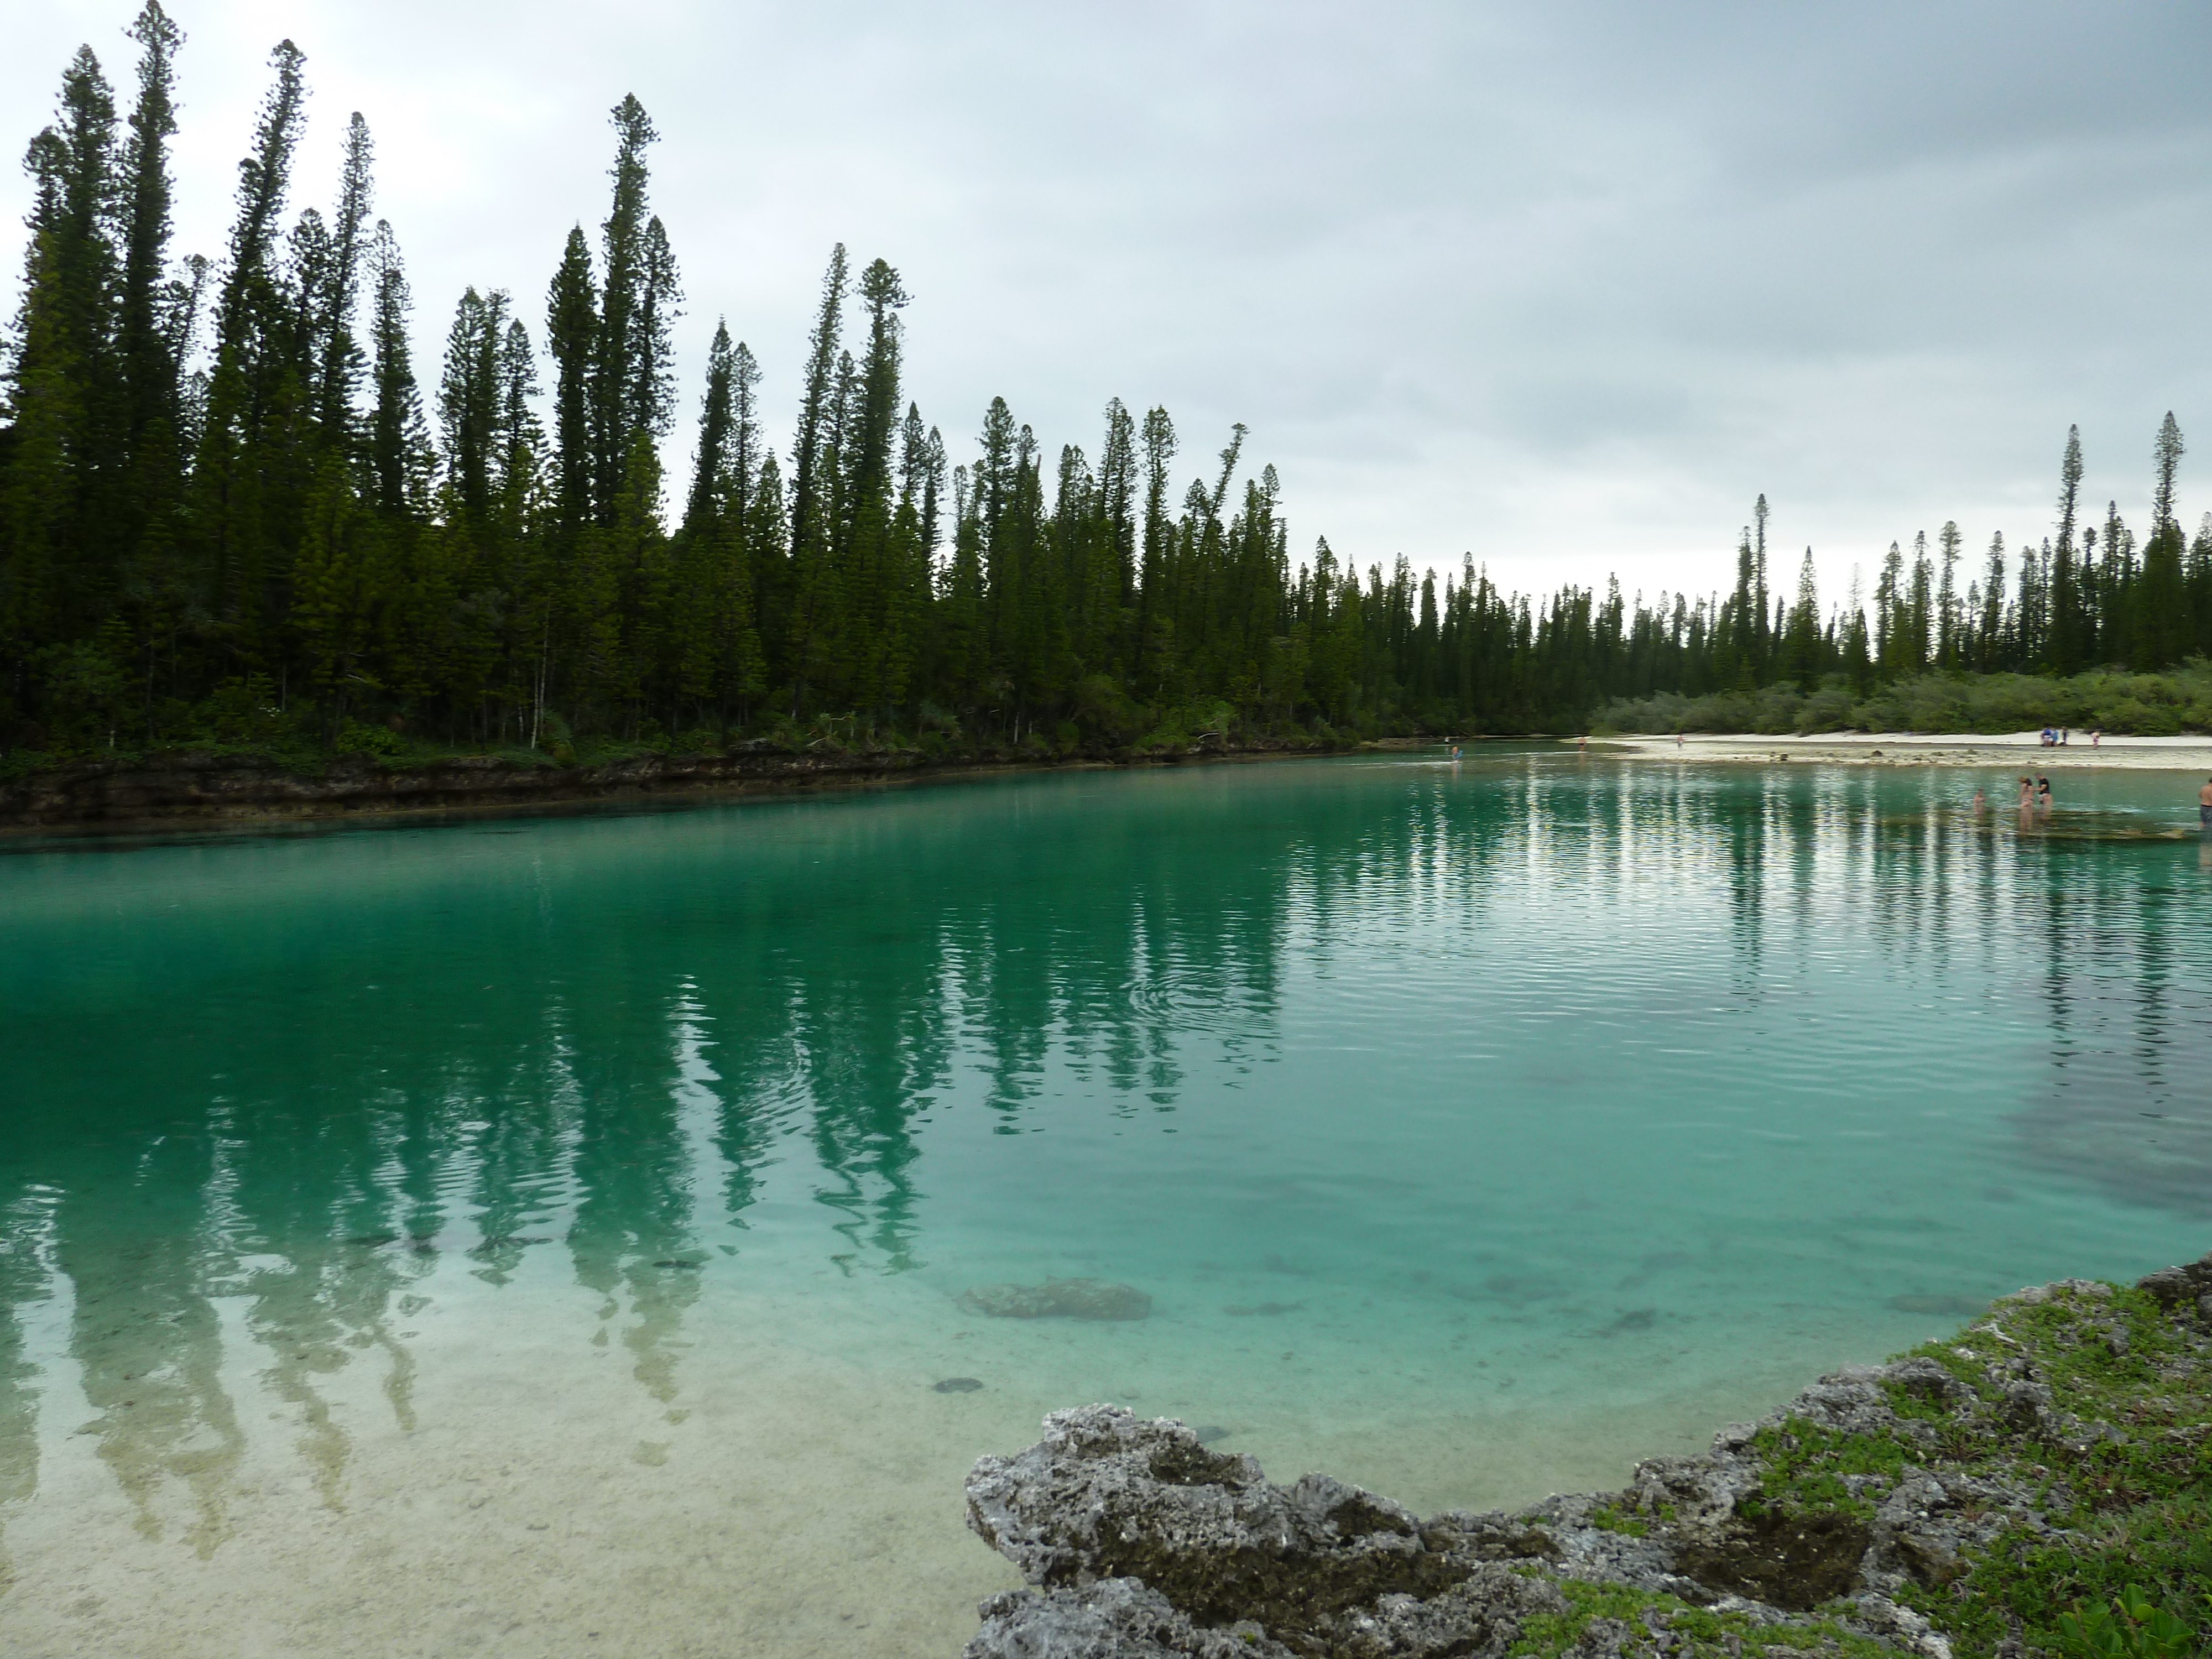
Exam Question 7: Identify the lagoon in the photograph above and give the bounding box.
[2,750,2208,1657]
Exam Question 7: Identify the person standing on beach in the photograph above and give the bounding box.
[2199,775,2212,830]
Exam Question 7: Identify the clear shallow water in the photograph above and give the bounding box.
[3,751,2210,1655]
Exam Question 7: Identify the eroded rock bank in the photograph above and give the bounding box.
[957,1254,2212,1658]
[0,734,1347,833]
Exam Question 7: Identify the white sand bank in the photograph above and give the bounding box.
[1604,731,2212,772]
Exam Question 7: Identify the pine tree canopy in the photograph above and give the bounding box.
[4,24,2210,763]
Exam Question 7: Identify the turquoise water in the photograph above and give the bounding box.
[3,750,2210,1655]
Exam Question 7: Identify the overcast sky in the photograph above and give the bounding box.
[8,1,2211,606]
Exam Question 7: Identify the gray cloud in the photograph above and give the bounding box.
[6,0,2209,605]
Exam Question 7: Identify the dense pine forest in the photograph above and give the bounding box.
[8,9,2212,772]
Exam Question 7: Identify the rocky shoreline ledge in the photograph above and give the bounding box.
[955,1253,2212,1658]
[0,733,1371,834]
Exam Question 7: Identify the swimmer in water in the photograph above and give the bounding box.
[1971,787,1986,816]
[2037,775,2052,814]
[2016,775,2034,812]
[2199,775,2212,830]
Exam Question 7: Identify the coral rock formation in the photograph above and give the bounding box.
[958,1253,2212,1658]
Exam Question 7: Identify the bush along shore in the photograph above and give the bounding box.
[0,720,1365,833]
[957,1253,2212,1658]
[1597,665,2212,739]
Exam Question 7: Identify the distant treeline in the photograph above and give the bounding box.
[6,11,2211,764]
[1599,665,2212,739]
[1593,426,2212,732]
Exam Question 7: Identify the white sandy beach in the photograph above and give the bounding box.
[1605,730,2212,772]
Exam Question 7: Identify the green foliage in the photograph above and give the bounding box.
[333,718,402,757]
[1601,665,2212,737]
[1942,1509,2212,1659]
[192,675,291,745]
[1505,1578,1900,1659]
[1582,1502,1648,1537]
[29,639,129,743]
[1741,1418,1911,1520]
[2056,1584,2205,1659]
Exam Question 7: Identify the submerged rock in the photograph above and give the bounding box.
[958,1279,1153,1321]
[1885,1294,1987,1316]
[956,1254,2212,1658]
[935,1376,987,1394]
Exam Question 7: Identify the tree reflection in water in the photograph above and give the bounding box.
[0,759,2206,1564]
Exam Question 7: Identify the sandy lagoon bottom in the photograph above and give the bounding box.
[1,1247,1929,1659]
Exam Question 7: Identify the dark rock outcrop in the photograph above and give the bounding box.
[966,1407,1472,1637]
[2136,1249,2212,1318]
[958,1402,1918,1658]
[1671,1508,1871,1611]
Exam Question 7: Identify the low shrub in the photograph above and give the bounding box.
[1599,662,2212,735]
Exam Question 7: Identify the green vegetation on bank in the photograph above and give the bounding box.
[0,677,1339,790]
[1877,1286,2212,1658]
[1504,1276,2212,1659]
[14,11,2212,778]
[1507,1578,1904,1659]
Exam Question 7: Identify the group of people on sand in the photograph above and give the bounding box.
[2038,727,2103,747]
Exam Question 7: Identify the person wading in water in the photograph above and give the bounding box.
[2199,775,2212,831]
